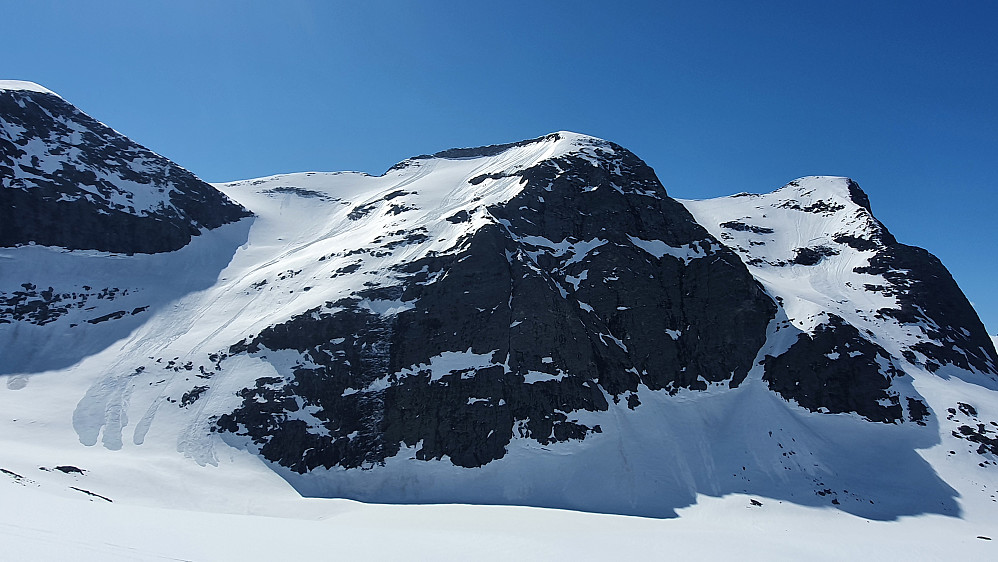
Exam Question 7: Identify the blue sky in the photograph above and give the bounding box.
[3,1,996,333]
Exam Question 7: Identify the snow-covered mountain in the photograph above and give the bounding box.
[3,82,998,549]
[0,80,249,254]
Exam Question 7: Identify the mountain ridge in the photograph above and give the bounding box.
[2,83,997,521]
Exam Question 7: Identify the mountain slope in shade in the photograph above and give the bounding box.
[0,80,249,254]
[1,85,997,522]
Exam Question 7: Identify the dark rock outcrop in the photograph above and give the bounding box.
[763,314,920,423]
[858,244,998,377]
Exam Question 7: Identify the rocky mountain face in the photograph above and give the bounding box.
[0,81,249,254]
[217,137,776,471]
[3,82,998,518]
[683,179,997,420]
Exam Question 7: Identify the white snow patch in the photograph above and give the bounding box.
[358,298,415,316]
[391,348,501,383]
[627,235,715,264]
[523,370,568,383]
[0,80,60,96]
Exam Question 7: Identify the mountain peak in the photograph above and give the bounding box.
[770,176,885,217]
[0,78,249,253]
[399,131,613,166]
[0,79,60,97]
[774,175,856,200]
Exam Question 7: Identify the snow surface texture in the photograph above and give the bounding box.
[3,84,998,557]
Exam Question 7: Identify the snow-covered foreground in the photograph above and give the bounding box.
[3,473,997,561]
[3,347,998,560]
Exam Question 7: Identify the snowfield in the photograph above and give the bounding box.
[3,441,998,561]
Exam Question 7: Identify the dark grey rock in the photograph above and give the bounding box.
[762,314,920,423]
[855,241,998,377]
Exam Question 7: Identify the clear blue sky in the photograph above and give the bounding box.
[3,1,996,333]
